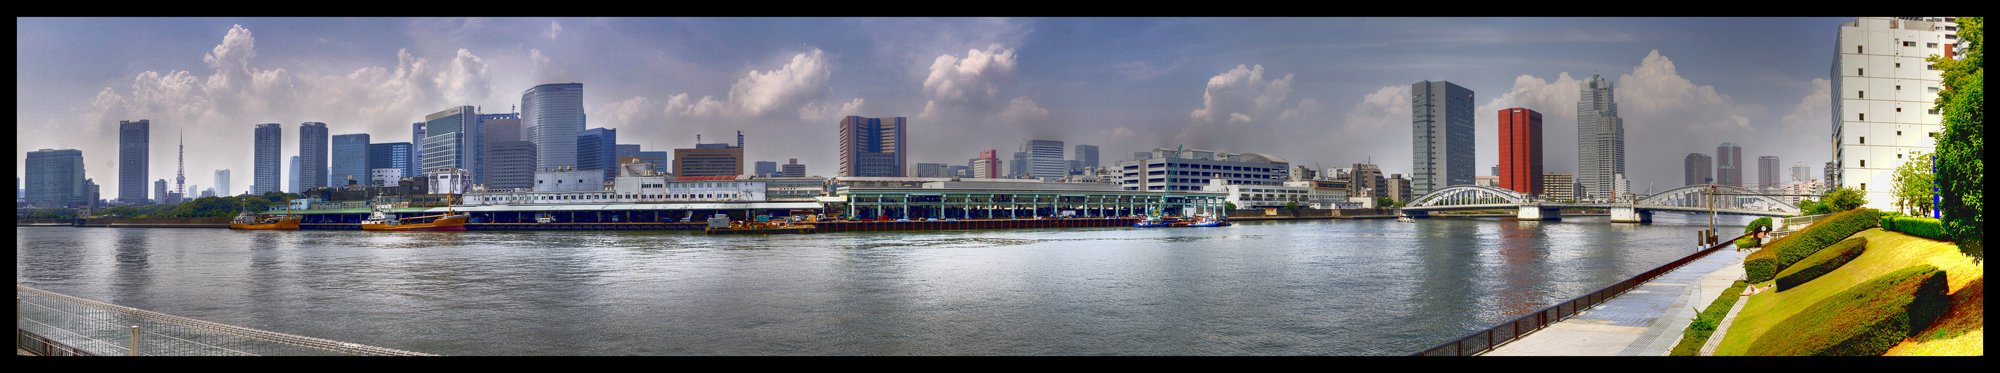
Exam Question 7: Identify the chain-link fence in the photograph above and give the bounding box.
[17,286,436,356]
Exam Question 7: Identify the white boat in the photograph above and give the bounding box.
[1396,216,1416,223]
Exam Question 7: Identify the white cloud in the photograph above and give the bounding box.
[598,96,658,127]
[1340,85,1410,132]
[919,44,1018,119]
[658,48,838,123]
[1781,78,1831,134]
[994,96,1049,122]
[544,20,562,40]
[800,98,866,122]
[1617,50,1761,133]
[1278,98,1320,122]
[1116,59,1179,82]
[434,48,493,106]
[1191,64,1294,125]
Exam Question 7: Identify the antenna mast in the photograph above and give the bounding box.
[176,127,186,198]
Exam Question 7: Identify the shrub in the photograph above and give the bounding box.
[1745,208,1883,283]
[1736,235,1762,248]
[1775,237,1868,292]
[1749,264,1951,356]
[1889,217,1949,241]
[1746,217,1773,234]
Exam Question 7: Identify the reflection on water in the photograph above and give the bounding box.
[16,214,1751,355]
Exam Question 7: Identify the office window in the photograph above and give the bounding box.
[1861,136,1867,144]
[1860,113,1866,121]
[1859,90,1865,98]
[1931,109,1941,114]
[1861,160,1866,167]
[1897,108,1903,112]
[1929,64,1940,70]
[1897,85,1902,90]
[1896,63,1902,69]
[1858,46,1864,53]
[1929,87,1940,93]
[1897,131,1902,136]
[1904,41,1916,47]
[1861,183,1867,190]
[1929,43,1939,48]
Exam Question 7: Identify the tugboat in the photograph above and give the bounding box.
[361,198,469,231]
[230,197,301,230]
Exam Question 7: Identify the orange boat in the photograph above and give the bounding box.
[230,198,302,230]
[230,211,302,230]
[360,201,469,231]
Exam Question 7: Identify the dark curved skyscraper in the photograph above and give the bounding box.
[1412,80,1474,196]
[1716,142,1742,188]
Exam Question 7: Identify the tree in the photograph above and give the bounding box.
[1823,186,1868,212]
[1224,201,1237,210]
[1928,17,1983,250]
[1892,151,1937,217]
[1284,201,1298,210]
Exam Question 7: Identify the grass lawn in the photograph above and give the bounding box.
[1714,228,1983,355]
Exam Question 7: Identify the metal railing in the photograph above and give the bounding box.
[1412,231,1754,356]
[17,286,437,356]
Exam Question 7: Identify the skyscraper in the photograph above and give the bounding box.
[674,146,744,177]
[411,122,425,166]
[1833,17,1958,211]
[1074,144,1099,170]
[1758,156,1781,190]
[782,159,806,177]
[1012,151,1028,178]
[422,106,476,178]
[331,133,370,187]
[1412,80,1475,196]
[1716,142,1742,188]
[26,149,85,207]
[213,169,229,198]
[119,119,149,204]
[576,127,618,179]
[1685,153,1714,186]
[755,161,778,177]
[836,116,907,177]
[369,142,414,185]
[476,112,520,186]
[253,123,281,194]
[1578,73,1626,200]
[616,144,641,160]
[299,122,329,190]
[1497,108,1543,195]
[288,156,299,193]
[154,179,167,204]
[637,151,668,174]
[972,150,1002,179]
[1029,140,1065,180]
[1792,162,1812,184]
[523,83,585,172]
[486,141,537,191]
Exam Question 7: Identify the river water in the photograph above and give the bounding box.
[16,214,1752,355]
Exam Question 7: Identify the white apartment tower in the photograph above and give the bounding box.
[1832,17,1957,211]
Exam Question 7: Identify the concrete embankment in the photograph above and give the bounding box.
[15,217,234,228]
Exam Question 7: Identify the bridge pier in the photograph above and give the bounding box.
[1516,204,1562,221]
[1610,205,1652,224]
[1405,210,1430,218]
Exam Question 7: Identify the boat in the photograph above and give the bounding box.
[361,199,469,231]
[229,211,301,230]
[1187,215,1230,227]
[230,197,301,230]
[1396,215,1416,223]
[705,217,815,234]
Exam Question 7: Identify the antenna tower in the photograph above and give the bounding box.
[176,128,186,198]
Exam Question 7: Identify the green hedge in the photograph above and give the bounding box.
[1775,237,1868,292]
[1745,208,1883,283]
[1746,217,1773,233]
[1887,217,1948,241]
[1748,264,1951,356]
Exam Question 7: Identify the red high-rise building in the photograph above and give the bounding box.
[1498,108,1543,195]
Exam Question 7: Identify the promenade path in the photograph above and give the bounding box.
[1484,246,1750,356]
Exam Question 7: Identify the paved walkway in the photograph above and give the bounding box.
[1484,247,1750,356]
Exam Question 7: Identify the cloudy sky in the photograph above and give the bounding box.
[18,17,1857,196]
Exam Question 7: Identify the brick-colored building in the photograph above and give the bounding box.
[1498,108,1543,196]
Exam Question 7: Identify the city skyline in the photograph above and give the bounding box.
[20,18,1857,195]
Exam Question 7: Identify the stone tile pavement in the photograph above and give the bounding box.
[1484,247,1750,356]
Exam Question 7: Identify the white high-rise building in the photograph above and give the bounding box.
[1832,17,1956,211]
[523,83,584,172]
[1577,73,1625,201]
[213,169,230,199]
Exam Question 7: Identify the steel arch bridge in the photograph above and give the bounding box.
[1406,185,1528,208]
[1636,184,1801,215]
